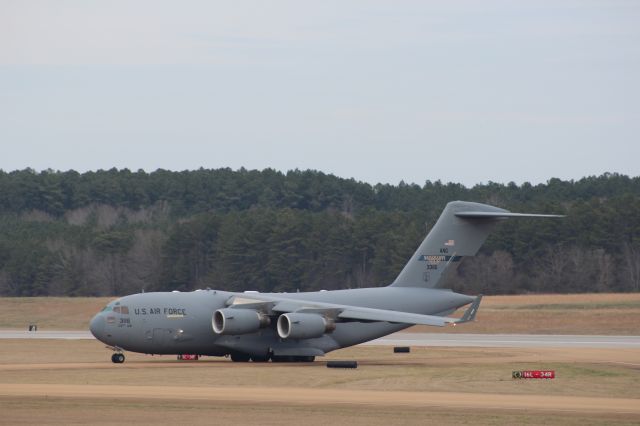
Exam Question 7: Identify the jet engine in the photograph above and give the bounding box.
[212,308,270,335]
[277,313,335,339]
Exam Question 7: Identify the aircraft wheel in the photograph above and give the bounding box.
[111,353,125,364]
[230,353,250,362]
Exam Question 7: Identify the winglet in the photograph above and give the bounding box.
[456,294,483,323]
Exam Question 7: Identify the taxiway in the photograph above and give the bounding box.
[2,330,639,348]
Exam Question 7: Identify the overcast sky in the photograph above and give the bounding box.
[1,1,638,186]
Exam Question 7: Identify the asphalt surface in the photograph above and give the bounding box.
[363,332,640,348]
[2,330,640,348]
[0,330,92,340]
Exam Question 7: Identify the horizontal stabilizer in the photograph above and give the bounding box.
[455,212,564,219]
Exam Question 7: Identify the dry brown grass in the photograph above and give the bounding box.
[0,297,111,330]
[3,396,637,426]
[414,293,640,334]
[481,293,640,306]
[0,340,639,425]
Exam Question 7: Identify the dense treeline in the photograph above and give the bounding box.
[0,168,638,296]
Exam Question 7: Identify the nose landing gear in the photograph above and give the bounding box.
[111,353,125,363]
[106,346,125,363]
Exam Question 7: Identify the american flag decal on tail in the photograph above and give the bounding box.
[444,239,455,246]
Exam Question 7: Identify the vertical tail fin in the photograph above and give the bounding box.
[390,201,562,289]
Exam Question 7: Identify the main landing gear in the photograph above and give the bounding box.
[229,353,315,363]
[230,353,251,362]
[271,355,315,363]
[111,353,125,364]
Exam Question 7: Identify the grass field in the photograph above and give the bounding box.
[4,396,636,426]
[0,297,110,330]
[0,340,638,425]
[418,293,640,335]
[1,293,640,334]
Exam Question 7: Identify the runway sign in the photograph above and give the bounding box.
[512,370,555,379]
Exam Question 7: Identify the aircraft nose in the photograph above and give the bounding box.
[89,314,105,341]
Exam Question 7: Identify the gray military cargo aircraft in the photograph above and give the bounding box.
[90,201,561,363]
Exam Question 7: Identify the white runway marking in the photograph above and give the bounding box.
[1,330,639,348]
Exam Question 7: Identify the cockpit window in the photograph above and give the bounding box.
[113,306,129,314]
[101,305,112,312]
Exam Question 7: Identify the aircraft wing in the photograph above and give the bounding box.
[226,294,482,327]
[335,295,482,326]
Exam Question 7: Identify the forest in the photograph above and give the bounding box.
[0,168,638,296]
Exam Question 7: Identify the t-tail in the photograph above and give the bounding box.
[390,201,563,289]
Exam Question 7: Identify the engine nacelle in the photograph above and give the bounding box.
[277,313,335,340]
[212,308,270,335]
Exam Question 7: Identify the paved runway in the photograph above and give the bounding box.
[2,330,639,348]
[0,330,92,340]
[363,332,640,348]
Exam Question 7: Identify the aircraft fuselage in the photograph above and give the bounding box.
[90,287,473,358]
